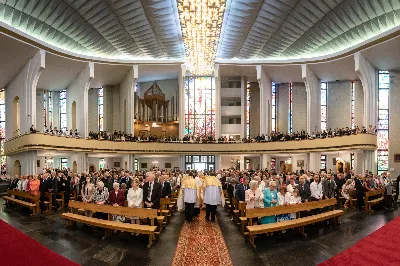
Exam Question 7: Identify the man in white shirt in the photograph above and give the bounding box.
[287,178,298,194]
[203,176,224,222]
[310,174,323,201]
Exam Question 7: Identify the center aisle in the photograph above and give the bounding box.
[171,210,233,266]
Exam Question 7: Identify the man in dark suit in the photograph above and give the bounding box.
[159,175,171,198]
[142,172,162,209]
[322,173,336,199]
[50,171,58,209]
[354,174,365,212]
[235,177,249,202]
[39,173,49,213]
[298,175,311,202]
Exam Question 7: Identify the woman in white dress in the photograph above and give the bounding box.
[127,178,143,225]
[245,180,264,225]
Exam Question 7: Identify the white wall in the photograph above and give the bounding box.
[5,50,45,139]
[103,85,120,132]
[354,81,364,128]
[88,88,99,132]
[292,82,307,132]
[249,83,260,137]
[7,151,37,176]
[327,81,352,130]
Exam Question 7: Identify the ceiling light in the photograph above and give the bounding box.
[177,0,226,75]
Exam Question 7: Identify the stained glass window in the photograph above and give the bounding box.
[99,158,105,170]
[184,77,215,136]
[0,89,5,174]
[321,82,327,131]
[98,88,103,131]
[350,153,354,170]
[271,82,276,132]
[246,82,250,137]
[60,90,67,130]
[61,157,68,170]
[351,81,355,129]
[377,71,389,175]
[48,91,52,128]
[44,90,47,128]
[321,155,326,172]
[289,83,292,133]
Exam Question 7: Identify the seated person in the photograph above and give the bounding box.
[30,125,37,133]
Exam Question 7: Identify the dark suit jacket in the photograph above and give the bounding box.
[108,189,125,206]
[355,178,364,196]
[235,183,247,202]
[160,181,172,198]
[322,179,336,198]
[143,182,162,209]
[298,182,311,202]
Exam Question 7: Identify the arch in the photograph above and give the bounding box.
[13,96,20,136]
[124,99,127,133]
[14,160,21,176]
[89,164,96,174]
[72,161,77,173]
[72,101,77,130]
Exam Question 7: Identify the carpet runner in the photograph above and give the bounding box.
[172,211,233,266]
[319,216,400,266]
[0,219,79,266]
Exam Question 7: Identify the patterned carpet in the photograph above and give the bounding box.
[171,210,233,266]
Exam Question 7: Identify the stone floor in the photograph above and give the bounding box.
[0,198,399,266]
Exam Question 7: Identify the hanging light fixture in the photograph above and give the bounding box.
[177,0,226,75]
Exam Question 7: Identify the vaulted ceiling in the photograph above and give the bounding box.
[0,0,399,62]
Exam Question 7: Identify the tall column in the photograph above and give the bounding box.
[215,155,221,171]
[5,50,45,139]
[240,77,246,139]
[302,64,321,134]
[308,152,321,173]
[363,150,376,174]
[239,155,245,171]
[257,65,272,135]
[354,152,363,174]
[66,62,94,138]
[214,64,221,138]
[355,52,377,128]
[179,64,186,139]
[179,155,185,171]
[119,65,137,135]
[260,154,271,170]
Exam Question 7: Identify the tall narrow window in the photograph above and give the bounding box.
[321,155,326,172]
[60,90,67,130]
[184,77,215,136]
[98,88,104,131]
[350,153,355,170]
[61,157,68,170]
[48,91,52,128]
[135,159,138,172]
[44,90,47,128]
[377,71,389,175]
[289,83,292,133]
[99,158,105,170]
[321,82,327,131]
[0,89,6,173]
[271,82,276,132]
[351,81,355,129]
[246,81,250,137]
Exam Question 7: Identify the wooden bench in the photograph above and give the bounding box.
[245,199,344,247]
[63,201,159,247]
[2,190,40,215]
[159,198,173,218]
[364,189,384,212]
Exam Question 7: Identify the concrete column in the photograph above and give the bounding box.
[239,155,245,171]
[5,50,45,139]
[215,155,221,171]
[179,64,186,139]
[119,65,137,135]
[354,152,363,174]
[66,62,94,138]
[308,152,321,173]
[257,65,272,135]
[260,154,271,170]
[240,77,246,139]
[214,64,221,138]
[355,52,377,128]
[363,150,376,174]
[179,155,185,171]
[52,91,60,129]
[36,89,45,133]
[302,64,321,134]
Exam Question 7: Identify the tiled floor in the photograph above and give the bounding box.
[1,198,399,266]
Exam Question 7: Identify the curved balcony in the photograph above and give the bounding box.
[5,133,377,156]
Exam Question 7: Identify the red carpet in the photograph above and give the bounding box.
[0,219,79,266]
[319,216,400,266]
[171,211,233,266]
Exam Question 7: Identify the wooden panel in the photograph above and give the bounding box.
[7,190,40,201]
[68,200,158,218]
[245,199,337,218]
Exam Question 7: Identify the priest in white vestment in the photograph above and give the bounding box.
[177,175,199,222]
[203,176,225,222]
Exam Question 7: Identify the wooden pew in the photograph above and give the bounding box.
[245,199,343,247]
[2,190,40,215]
[364,189,384,212]
[63,200,159,247]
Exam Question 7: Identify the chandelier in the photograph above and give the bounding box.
[177,0,226,75]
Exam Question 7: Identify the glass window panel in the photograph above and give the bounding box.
[321,82,327,90]
[378,89,389,109]
[61,114,67,129]
[378,73,389,88]
[377,130,389,150]
[0,90,4,104]
[321,122,326,131]
[193,156,199,162]
[378,120,389,129]
[321,90,327,105]
[378,150,389,156]
[321,106,327,121]
[378,110,389,120]
[60,99,67,113]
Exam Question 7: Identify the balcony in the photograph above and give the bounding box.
[221,106,241,116]
[5,134,377,155]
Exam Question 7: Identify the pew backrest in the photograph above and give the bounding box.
[245,198,337,219]
[365,189,384,198]
[68,200,158,218]
[8,190,40,201]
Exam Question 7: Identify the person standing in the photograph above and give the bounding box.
[142,172,162,209]
[160,175,172,198]
[322,173,336,199]
[298,175,311,202]
[203,175,224,222]
[260,181,278,225]
[235,177,249,202]
[354,174,365,212]
[177,175,199,222]
[127,178,143,225]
